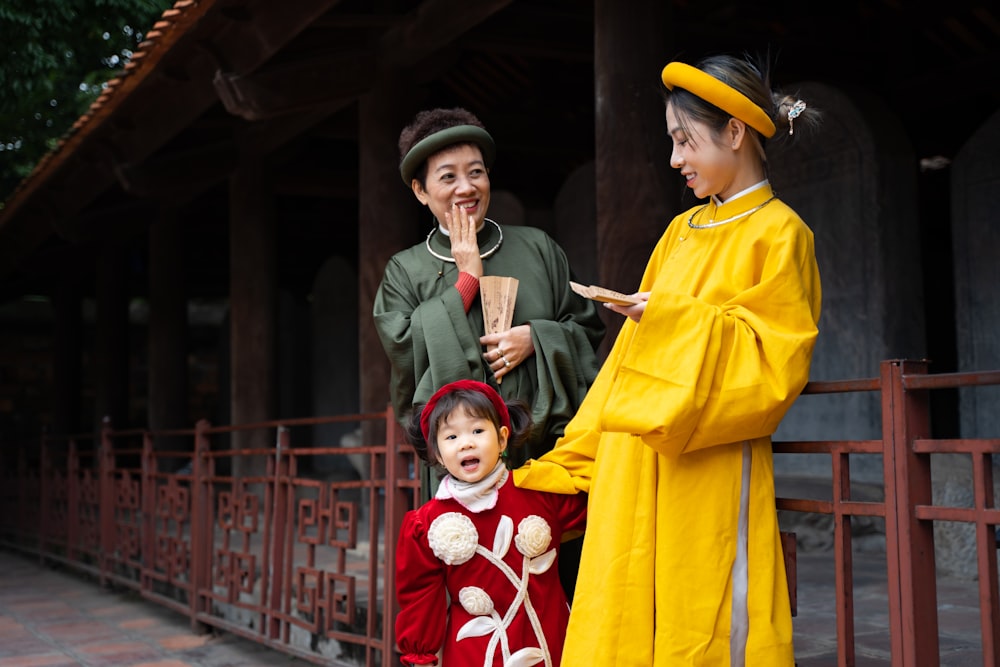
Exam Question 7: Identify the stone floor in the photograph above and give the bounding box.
[791,550,986,666]
[0,549,310,667]
[0,547,988,666]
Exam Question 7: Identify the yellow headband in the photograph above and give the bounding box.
[660,62,776,139]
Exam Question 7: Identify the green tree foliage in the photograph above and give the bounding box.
[0,0,172,207]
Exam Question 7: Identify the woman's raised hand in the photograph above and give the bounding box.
[446,203,483,278]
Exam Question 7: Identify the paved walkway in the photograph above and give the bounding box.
[0,547,986,666]
[0,549,309,667]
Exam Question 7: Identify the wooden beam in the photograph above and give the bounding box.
[357,77,422,416]
[229,158,277,477]
[212,0,514,120]
[214,52,374,121]
[113,141,238,200]
[593,0,676,350]
[379,0,513,68]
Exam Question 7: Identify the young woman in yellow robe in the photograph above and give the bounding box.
[514,54,823,666]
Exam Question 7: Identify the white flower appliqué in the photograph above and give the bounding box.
[458,586,495,616]
[446,514,555,667]
[428,512,479,565]
[514,515,551,558]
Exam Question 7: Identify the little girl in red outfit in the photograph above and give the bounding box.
[394,380,586,667]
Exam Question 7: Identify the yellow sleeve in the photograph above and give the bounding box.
[512,422,598,494]
[603,212,821,456]
[513,322,636,494]
[513,390,602,494]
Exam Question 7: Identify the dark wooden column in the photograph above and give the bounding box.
[94,241,130,435]
[51,282,82,436]
[229,159,277,478]
[148,205,189,469]
[357,79,422,422]
[593,0,677,348]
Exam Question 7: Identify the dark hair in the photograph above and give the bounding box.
[663,53,821,157]
[405,388,531,468]
[397,107,487,186]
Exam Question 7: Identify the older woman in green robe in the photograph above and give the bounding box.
[373,107,604,469]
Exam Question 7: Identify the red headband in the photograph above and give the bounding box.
[420,380,510,442]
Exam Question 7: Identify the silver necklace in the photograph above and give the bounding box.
[687,196,776,229]
[425,218,503,262]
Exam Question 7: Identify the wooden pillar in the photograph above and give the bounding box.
[358,79,422,420]
[593,0,676,348]
[148,205,189,469]
[94,241,130,435]
[229,159,277,478]
[51,282,82,436]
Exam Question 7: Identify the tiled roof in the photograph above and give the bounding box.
[0,0,213,219]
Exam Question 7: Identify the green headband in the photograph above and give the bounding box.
[399,125,496,185]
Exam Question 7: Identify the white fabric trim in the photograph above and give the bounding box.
[713,179,769,205]
[729,441,751,666]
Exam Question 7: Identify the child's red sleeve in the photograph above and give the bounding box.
[394,510,446,666]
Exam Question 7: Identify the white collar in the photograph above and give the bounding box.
[712,179,769,206]
[436,461,508,513]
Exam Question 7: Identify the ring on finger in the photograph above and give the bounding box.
[504,359,511,368]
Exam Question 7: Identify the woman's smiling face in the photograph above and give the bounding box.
[412,143,491,231]
[433,406,507,483]
[666,102,741,201]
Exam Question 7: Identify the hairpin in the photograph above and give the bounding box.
[788,100,806,135]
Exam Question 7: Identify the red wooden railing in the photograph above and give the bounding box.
[774,359,1000,667]
[1,409,418,667]
[0,358,998,666]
